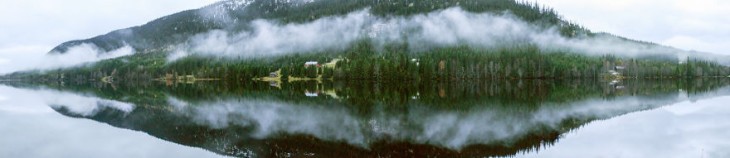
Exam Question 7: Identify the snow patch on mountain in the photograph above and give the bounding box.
[198,0,254,25]
[221,0,255,10]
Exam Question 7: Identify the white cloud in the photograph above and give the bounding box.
[1,0,728,74]
[518,96,730,158]
[0,44,135,74]
[0,0,217,74]
[528,0,730,55]
[662,35,730,53]
[0,85,136,115]
[165,87,694,150]
[0,85,226,158]
[673,0,730,16]
[181,8,696,63]
[0,45,49,74]
[0,0,217,48]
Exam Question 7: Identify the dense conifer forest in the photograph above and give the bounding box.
[2,0,729,82]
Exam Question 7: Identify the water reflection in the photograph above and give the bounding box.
[0,86,225,158]
[3,79,730,157]
[519,95,730,158]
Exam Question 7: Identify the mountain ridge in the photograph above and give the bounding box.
[47,0,730,66]
[4,0,728,81]
[49,0,584,54]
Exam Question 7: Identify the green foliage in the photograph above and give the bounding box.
[6,0,726,82]
[7,42,730,82]
[6,77,727,158]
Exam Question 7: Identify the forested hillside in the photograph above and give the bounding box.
[3,0,729,82]
[49,0,585,54]
[7,75,729,157]
[5,43,729,83]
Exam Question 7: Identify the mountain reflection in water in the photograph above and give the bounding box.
[4,79,730,157]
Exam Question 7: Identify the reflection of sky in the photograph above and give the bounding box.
[519,96,730,158]
[0,86,226,158]
[4,83,730,158]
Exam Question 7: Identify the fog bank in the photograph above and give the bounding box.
[0,44,134,75]
[162,92,693,149]
[174,7,706,63]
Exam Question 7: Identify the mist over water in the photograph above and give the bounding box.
[161,91,697,149]
[0,85,224,158]
[2,78,728,157]
[34,88,137,117]
[1,44,134,74]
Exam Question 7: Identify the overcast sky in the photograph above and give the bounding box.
[0,0,727,74]
[527,0,730,54]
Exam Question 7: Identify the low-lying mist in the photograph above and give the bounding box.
[171,7,711,63]
[1,44,134,75]
[38,88,136,116]
[11,6,728,74]
[162,91,695,150]
[10,6,728,74]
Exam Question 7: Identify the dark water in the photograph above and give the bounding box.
[1,79,730,158]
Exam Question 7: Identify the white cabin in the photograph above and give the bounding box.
[305,91,319,97]
[304,61,319,67]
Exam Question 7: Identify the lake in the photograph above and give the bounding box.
[1,79,729,158]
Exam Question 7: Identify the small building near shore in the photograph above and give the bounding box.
[305,91,319,97]
[269,72,278,77]
[305,61,320,68]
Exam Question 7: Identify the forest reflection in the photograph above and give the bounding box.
[4,78,729,157]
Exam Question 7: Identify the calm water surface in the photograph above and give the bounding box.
[0,85,225,158]
[1,79,729,158]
